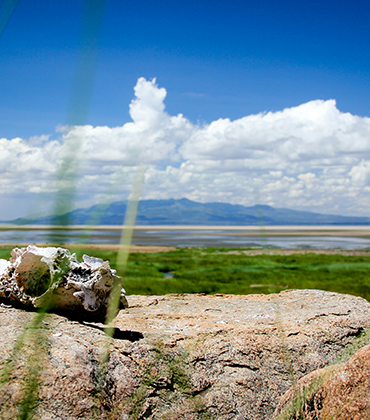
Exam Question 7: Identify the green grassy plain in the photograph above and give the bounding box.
[2,247,370,301]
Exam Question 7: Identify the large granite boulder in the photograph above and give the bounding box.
[0,289,369,419]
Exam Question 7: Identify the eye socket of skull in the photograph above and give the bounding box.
[16,267,51,297]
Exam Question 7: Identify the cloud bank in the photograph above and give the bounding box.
[2,77,370,218]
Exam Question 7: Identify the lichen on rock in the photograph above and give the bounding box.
[0,245,127,322]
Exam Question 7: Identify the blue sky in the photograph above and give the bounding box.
[2,0,370,138]
[1,0,370,219]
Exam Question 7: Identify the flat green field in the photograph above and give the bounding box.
[2,247,370,300]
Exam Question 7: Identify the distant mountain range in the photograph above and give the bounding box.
[5,198,370,226]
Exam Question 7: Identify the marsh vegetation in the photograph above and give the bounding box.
[2,246,369,300]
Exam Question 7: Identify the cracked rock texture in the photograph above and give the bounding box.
[0,289,370,419]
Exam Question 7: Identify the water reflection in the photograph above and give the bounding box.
[1,228,370,250]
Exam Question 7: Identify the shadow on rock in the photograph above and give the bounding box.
[82,321,144,342]
[1,298,143,342]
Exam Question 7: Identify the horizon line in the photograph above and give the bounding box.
[0,225,370,237]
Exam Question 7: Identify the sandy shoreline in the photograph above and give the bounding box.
[1,224,370,237]
[0,243,177,253]
[0,224,370,238]
[1,243,370,256]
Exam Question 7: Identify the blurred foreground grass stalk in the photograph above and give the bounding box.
[0,0,137,417]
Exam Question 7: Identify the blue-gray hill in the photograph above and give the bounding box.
[8,198,370,225]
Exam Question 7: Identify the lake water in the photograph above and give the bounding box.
[1,228,370,250]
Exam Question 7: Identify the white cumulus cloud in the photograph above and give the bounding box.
[1,77,370,219]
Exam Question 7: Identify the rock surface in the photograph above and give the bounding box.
[0,289,370,419]
[0,246,127,322]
